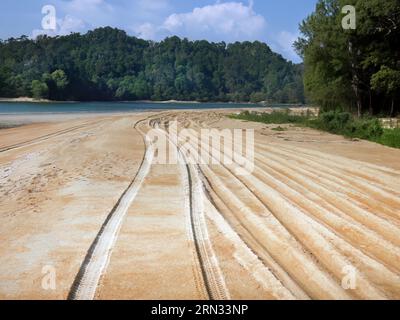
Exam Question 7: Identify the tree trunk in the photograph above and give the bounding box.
[353,83,362,118]
[390,98,394,117]
[369,90,373,116]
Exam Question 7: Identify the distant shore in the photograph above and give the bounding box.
[0,97,266,105]
[0,97,53,103]
[0,97,201,104]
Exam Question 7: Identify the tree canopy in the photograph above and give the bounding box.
[0,27,304,103]
[295,0,400,116]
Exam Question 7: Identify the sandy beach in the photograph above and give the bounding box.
[0,109,399,300]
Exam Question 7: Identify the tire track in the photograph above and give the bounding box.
[175,124,348,299]
[157,113,400,299]
[199,166,311,300]
[194,116,400,236]
[263,150,400,223]
[260,144,400,201]
[255,143,400,220]
[154,123,230,300]
[201,164,359,299]
[253,149,400,243]
[0,120,103,153]
[271,143,400,196]
[68,121,153,300]
[250,160,400,272]
[181,124,389,299]
[204,196,296,300]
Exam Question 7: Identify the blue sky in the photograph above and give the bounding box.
[0,0,318,63]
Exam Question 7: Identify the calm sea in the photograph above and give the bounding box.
[0,101,265,114]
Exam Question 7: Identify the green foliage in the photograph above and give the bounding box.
[230,110,309,125]
[311,110,383,139]
[316,111,352,132]
[379,129,400,148]
[50,70,69,89]
[43,69,69,100]
[230,109,400,149]
[371,67,400,95]
[31,80,48,99]
[370,66,400,115]
[295,0,400,116]
[0,28,304,102]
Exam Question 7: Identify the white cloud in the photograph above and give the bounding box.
[32,0,113,38]
[32,0,171,38]
[275,31,300,62]
[57,0,115,28]
[135,1,266,42]
[57,15,87,35]
[29,0,301,62]
[135,22,158,40]
[32,15,87,38]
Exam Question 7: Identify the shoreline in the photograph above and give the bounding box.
[0,97,53,103]
[0,106,317,125]
[0,97,212,104]
[0,97,301,106]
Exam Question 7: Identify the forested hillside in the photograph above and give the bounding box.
[0,27,304,103]
[295,0,400,116]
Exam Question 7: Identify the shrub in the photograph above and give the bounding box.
[229,109,400,149]
[379,128,400,148]
[318,111,351,132]
[31,80,48,100]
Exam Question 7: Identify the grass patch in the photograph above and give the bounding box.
[378,128,400,148]
[230,110,311,125]
[230,110,400,149]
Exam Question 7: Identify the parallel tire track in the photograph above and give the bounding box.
[68,121,153,300]
[204,196,297,300]
[255,145,400,224]
[166,113,400,298]
[0,121,103,153]
[155,124,230,300]
[182,120,393,299]
[181,129,351,299]
[259,143,400,209]
[252,150,400,246]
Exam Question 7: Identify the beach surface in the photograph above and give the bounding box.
[0,109,399,300]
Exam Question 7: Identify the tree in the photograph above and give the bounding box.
[43,70,69,100]
[115,76,136,100]
[0,27,305,103]
[371,66,400,116]
[295,0,400,116]
[31,80,48,99]
[51,70,69,89]
[133,75,150,100]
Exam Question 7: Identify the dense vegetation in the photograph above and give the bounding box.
[295,0,400,117]
[0,27,304,103]
[231,110,400,148]
[231,0,400,148]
